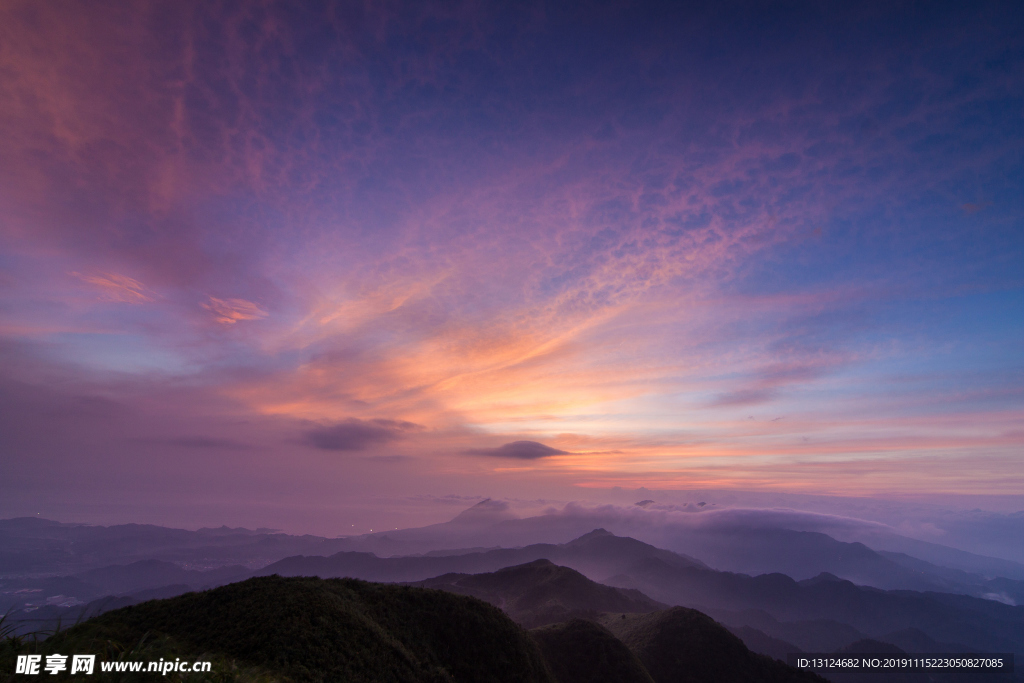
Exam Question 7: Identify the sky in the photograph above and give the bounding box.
[0,0,1022,535]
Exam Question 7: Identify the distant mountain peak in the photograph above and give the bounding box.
[497,558,556,572]
[449,499,518,525]
[798,572,846,586]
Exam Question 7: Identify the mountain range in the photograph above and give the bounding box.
[5,507,1023,601]
[2,510,1022,681]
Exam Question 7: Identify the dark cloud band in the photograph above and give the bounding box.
[304,418,422,451]
[464,441,569,460]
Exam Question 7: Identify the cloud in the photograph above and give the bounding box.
[464,440,569,460]
[72,272,154,303]
[202,297,268,324]
[709,361,837,407]
[304,418,422,451]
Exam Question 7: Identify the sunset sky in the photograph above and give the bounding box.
[1,0,1022,534]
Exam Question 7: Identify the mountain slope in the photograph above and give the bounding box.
[531,619,655,683]
[8,512,1022,600]
[662,526,1014,593]
[411,559,665,628]
[708,607,868,653]
[605,559,1024,655]
[597,607,825,683]
[725,624,803,662]
[23,575,556,683]
[255,528,1024,656]
[878,551,1024,604]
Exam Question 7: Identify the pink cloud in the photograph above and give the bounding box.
[202,296,268,324]
[72,272,154,303]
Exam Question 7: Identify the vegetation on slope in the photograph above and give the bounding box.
[598,607,826,683]
[530,619,655,683]
[412,559,664,628]
[2,576,555,683]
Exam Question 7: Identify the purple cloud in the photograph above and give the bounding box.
[465,441,570,460]
[304,419,423,452]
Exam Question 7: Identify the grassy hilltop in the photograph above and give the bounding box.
[2,573,828,683]
[2,575,554,683]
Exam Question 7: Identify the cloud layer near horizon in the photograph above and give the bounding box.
[0,0,1022,532]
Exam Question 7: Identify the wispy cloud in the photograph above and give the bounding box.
[304,418,423,452]
[72,272,154,303]
[202,297,268,324]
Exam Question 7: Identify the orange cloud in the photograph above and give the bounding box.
[202,297,269,324]
[72,272,154,303]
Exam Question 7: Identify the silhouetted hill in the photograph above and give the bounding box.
[841,529,1024,580]
[8,575,555,682]
[725,624,802,662]
[411,559,665,628]
[671,526,926,582]
[838,638,906,654]
[7,513,1022,601]
[563,529,709,572]
[659,525,1024,597]
[531,619,655,683]
[5,517,1023,679]
[707,607,868,652]
[257,528,705,585]
[255,528,1024,659]
[605,558,1024,655]
[336,504,1024,587]
[597,607,826,683]
[880,627,976,653]
[878,551,1024,604]
[252,522,1024,604]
